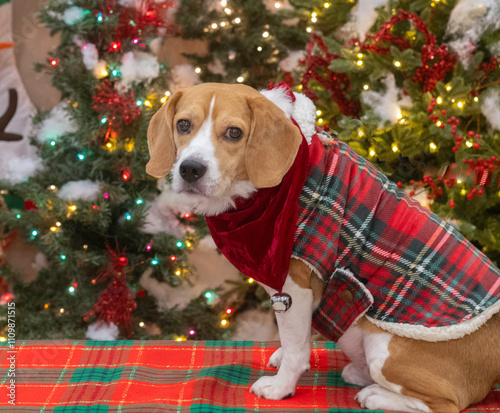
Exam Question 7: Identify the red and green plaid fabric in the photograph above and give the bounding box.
[0,340,498,412]
[293,135,500,342]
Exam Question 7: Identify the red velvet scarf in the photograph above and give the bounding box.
[206,131,310,292]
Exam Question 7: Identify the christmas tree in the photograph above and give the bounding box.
[175,0,308,87]
[293,0,500,265]
[0,0,233,340]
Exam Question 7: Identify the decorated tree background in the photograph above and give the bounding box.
[0,0,241,340]
[292,0,500,265]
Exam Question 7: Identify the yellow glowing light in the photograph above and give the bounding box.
[237,76,244,83]
[234,17,241,24]
[224,7,231,14]
[175,270,181,276]
[220,319,228,327]
[165,91,171,96]
[220,22,226,27]
[358,130,364,137]
[275,2,281,8]
[60,308,65,313]
[461,188,467,195]
[363,84,369,90]
[56,222,61,227]
[446,85,451,91]
[248,278,255,283]
[221,0,227,6]
[311,16,317,23]
[195,67,201,74]
[175,335,187,341]
[318,118,323,124]
[397,111,402,119]
[392,145,399,152]
[0,337,5,342]
[49,185,57,190]
[44,303,50,309]
[457,101,464,108]
[436,121,442,127]
[465,141,473,148]
[474,96,479,102]
[262,31,269,38]
[369,149,376,157]
[211,23,218,29]
[50,226,58,232]
[357,53,363,59]
[73,102,78,108]
[316,110,322,116]
[185,241,192,248]
[144,100,152,107]
[106,142,113,148]
[394,61,401,68]
[457,179,463,184]
[436,97,443,104]
[356,60,363,67]
[68,205,77,212]
[101,69,108,77]
[306,27,312,33]
[430,142,437,150]
[139,322,145,327]
[324,2,330,7]
[297,85,303,90]
[124,139,135,152]
[161,97,167,103]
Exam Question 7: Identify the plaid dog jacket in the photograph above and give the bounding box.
[293,134,500,342]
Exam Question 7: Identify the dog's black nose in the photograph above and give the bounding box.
[179,160,207,183]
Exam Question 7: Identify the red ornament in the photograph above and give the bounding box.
[118,256,128,266]
[93,79,141,126]
[396,182,403,188]
[468,131,475,137]
[473,143,480,149]
[137,290,145,298]
[449,200,455,208]
[300,34,361,117]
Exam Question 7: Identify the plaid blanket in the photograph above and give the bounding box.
[0,340,498,412]
[293,134,500,342]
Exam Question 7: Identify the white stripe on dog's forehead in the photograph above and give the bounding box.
[175,95,219,175]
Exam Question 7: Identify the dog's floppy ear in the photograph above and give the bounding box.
[245,95,302,188]
[146,91,183,177]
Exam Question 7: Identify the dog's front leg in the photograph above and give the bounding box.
[250,275,313,400]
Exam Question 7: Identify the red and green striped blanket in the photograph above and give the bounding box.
[0,340,498,412]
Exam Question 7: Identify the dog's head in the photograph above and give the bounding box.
[146,83,303,215]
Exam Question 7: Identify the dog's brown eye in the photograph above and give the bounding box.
[177,119,191,133]
[224,127,243,141]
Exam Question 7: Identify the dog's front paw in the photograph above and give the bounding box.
[342,363,374,387]
[250,375,295,400]
[267,347,283,369]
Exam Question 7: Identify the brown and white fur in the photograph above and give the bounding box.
[146,83,500,413]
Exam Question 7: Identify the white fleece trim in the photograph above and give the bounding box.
[259,88,317,145]
[367,299,500,342]
[259,88,294,118]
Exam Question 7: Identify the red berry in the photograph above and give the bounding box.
[478,187,484,196]
[449,200,455,208]
[467,193,474,200]
[452,146,459,152]
[427,105,434,112]
[410,190,415,196]
[441,109,447,115]
[431,98,436,105]
[468,131,474,137]
[397,181,403,188]
[410,180,415,184]
[440,123,445,129]
[475,133,481,139]
[473,143,480,149]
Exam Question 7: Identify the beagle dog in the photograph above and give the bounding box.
[146,82,500,413]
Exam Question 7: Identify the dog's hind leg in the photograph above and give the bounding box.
[250,275,313,400]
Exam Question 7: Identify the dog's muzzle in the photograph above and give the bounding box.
[179,159,207,183]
